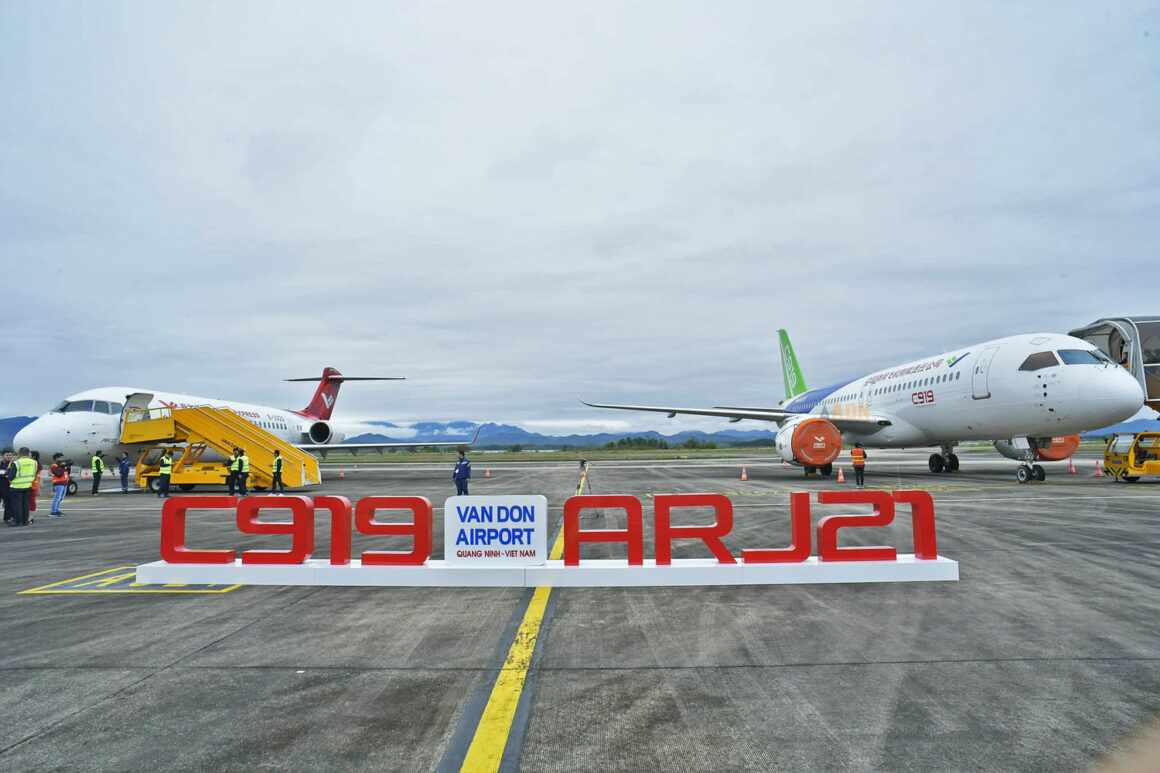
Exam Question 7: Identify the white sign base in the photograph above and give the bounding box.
[136,555,957,588]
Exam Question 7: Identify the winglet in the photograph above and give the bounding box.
[778,329,808,400]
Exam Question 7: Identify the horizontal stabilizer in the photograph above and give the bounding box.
[285,377,405,382]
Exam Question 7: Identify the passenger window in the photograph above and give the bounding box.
[1019,352,1059,371]
[64,400,95,412]
[1057,349,1103,365]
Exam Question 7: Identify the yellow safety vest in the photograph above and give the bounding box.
[239,455,250,473]
[91,455,105,473]
[10,457,36,490]
[273,456,283,473]
[229,456,241,472]
[159,455,173,475]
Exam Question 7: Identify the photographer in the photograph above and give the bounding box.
[50,454,70,517]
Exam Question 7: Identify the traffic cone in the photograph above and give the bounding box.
[740,467,748,481]
[836,467,846,484]
[1094,460,1103,478]
[1067,457,1077,475]
[338,470,345,480]
[485,468,492,479]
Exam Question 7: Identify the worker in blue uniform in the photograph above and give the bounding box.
[452,449,471,495]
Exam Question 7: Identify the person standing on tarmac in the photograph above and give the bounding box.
[236,448,250,496]
[157,450,173,498]
[851,443,867,488]
[226,448,240,495]
[271,449,285,494]
[8,447,38,526]
[49,454,69,517]
[1,449,12,524]
[453,449,471,495]
[90,451,105,495]
[29,451,41,516]
[118,452,131,493]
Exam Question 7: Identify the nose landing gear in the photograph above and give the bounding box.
[1016,463,1046,483]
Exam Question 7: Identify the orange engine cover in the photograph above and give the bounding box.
[1036,434,1081,461]
[791,418,843,466]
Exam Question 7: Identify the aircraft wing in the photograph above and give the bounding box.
[582,401,891,432]
[296,427,482,455]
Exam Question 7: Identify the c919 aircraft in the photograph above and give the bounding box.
[586,330,1144,482]
[14,367,474,462]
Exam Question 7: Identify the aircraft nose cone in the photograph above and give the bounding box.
[1112,368,1146,419]
[12,423,37,452]
[1091,368,1145,427]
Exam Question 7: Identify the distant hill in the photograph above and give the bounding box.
[345,421,774,448]
[0,417,34,449]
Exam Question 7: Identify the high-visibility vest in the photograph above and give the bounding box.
[10,457,37,490]
[91,455,105,473]
[51,464,69,485]
[851,448,866,467]
[239,455,250,473]
[159,455,173,475]
[273,456,283,473]
[229,456,241,472]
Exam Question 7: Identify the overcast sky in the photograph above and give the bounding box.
[2,2,1157,431]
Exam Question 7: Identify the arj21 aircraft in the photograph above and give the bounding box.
[587,330,1144,482]
[14,367,474,462]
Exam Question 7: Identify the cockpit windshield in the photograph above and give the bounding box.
[1058,349,1110,365]
[1019,352,1059,371]
[52,400,124,414]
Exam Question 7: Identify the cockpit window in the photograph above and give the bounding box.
[1058,349,1105,365]
[108,402,124,414]
[1019,352,1059,371]
[63,400,95,412]
[94,400,110,414]
[52,401,69,412]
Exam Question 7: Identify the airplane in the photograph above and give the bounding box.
[585,330,1145,482]
[13,367,476,463]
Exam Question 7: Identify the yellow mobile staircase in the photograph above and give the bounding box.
[121,405,321,492]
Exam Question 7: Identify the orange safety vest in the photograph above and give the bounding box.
[851,448,866,467]
[51,464,70,485]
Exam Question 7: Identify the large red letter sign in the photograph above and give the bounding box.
[236,496,315,565]
[742,492,812,564]
[563,495,644,566]
[891,490,938,560]
[314,495,353,566]
[354,496,432,565]
[816,490,896,562]
[160,496,237,564]
[653,493,736,565]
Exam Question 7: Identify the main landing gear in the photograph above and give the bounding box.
[1016,464,1046,484]
[928,446,960,474]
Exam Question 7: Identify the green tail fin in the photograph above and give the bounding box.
[778,329,808,400]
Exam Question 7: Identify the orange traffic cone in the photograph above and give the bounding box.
[836,467,846,484]
[740,467,748,481]
[485,468,492,479]
[1094,460,1103,478]
[338,470,345,480]
[1067,457,1077,475]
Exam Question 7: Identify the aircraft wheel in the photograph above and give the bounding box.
[178,483,196,492]
[1016,465,1031,484]
[821,464,833,477]
[948,454,960,472]
[1121,472,1140,483]
[928,454,945,473]
[66,481,78,496]
[1032,464,1045,482]
[804,466,816,477]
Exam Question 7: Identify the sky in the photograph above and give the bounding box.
[2,2,1158,432]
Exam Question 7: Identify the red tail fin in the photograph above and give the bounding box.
[286,369,405,420]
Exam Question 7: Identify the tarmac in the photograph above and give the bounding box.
[2,449,1159,771]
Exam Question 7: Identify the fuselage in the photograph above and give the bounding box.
[14,388,316,461]
[783,333,1142,448]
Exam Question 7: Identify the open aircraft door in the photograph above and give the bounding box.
[972,346,1000,399]
[1070,316,1160,412]
[120,392,155,437]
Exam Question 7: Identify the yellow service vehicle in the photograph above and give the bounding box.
[1103,432,1160,483]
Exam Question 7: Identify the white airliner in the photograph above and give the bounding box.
[586,330,1144,482]
[14,367,474,462]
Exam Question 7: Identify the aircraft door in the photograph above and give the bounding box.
[972,346,1000,400]
[120,392,155,439]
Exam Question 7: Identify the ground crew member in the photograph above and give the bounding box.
[8,447,38,526]
[90,451,105,495]
[851,443,867,488]
[453,449,471,495]
[226,448,240,495]
[50,454,69,517]
[118,452,131,493]
[236,448,250,496]
[1,449,12,524]
[271,449,285,494]
[157,450,173,498]
[29,450,41,515]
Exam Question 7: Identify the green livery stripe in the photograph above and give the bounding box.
[778,329,808,399]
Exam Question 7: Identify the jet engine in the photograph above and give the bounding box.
[305,421,345,445]
[775,416,842,467]
[993,435,1080,462]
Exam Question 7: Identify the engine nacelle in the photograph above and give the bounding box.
[993,435,1080,462]
[305,421,345,445]
[775,416,842,467]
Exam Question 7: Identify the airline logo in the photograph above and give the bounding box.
[946,352,970,368]
[782,340,800,394]
[321,393,335,409]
